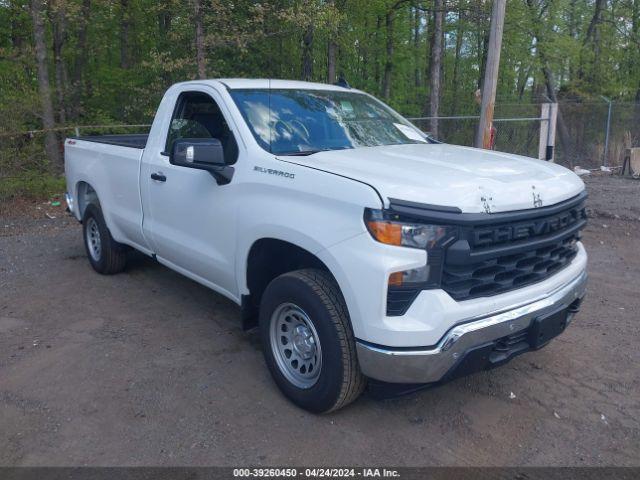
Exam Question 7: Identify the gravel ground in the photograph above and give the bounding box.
[582,174,640,221]
[0,174,639,466]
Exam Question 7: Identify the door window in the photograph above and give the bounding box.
[166,91,238,164]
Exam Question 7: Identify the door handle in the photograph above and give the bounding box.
[151,172,166,182]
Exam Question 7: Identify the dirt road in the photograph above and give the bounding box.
[1,175,639,466]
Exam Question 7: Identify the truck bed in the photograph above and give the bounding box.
[71,134,148,149]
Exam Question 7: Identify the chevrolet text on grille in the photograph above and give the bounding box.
[473,206,587,247]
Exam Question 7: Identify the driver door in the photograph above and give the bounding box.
[141,88,240,299]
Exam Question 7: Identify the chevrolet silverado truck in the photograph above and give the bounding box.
[64,79,588,413]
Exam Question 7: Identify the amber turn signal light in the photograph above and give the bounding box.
[388,271,404,287]
[366,220,402,246]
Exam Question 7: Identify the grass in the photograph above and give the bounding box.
[0,171,66,201]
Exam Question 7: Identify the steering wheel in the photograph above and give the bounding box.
[274,120,295,139]
[274,119,311,143]
[290,119,310,141]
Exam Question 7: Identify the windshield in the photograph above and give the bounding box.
[229,89,429,155]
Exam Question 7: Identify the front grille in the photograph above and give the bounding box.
[386,191,588,309]
[442,235,579,300]
[441,200,586,301]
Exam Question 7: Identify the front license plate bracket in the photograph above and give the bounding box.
[528,308,569,349]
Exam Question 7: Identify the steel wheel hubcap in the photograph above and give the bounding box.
[269,303,322,389]
[86,217,102,261]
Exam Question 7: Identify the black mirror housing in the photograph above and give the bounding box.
[170,138,234,185]
[171,138,226,168]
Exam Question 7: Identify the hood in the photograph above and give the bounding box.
[280,143,585,213]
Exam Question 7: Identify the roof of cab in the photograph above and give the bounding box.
[175,78,356,92]
[219,78,353,91]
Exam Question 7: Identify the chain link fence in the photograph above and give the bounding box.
[409,101,640,171]
[408,103,547,159]
[555,102,640,170]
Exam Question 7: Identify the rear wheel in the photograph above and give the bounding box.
[259,269,366,413]
[82,203,127,274]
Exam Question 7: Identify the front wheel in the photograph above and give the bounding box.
[259,269,366,413]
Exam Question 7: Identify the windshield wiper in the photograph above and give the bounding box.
[277,150,323,156]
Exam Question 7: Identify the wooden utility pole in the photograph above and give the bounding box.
[428,0,444,138]
[475,0,506,149]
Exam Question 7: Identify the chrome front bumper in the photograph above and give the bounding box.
[356,271,588,384]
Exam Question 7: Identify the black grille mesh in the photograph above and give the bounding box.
[442,234,579,301]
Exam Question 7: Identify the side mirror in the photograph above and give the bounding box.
[170,138,233,185]
[171,138,225,168]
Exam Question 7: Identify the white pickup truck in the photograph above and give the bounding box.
[65,79,588,412]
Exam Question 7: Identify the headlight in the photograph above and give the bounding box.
[364,209,455,250]
[364,208,458,316]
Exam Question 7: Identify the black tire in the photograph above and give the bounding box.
[259,268,366,413]
[82,203,127,275]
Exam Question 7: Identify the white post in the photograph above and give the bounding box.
[546,103,558,162]
[601,96,612,167]
[538,103,557,161]
[538,103,550,160]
